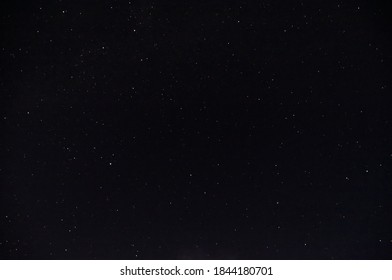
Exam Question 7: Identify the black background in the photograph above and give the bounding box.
[1,0,392,259]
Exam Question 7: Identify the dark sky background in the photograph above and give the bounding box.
[1,0,391,259]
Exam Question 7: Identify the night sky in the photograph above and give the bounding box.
[1,0,392,259]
